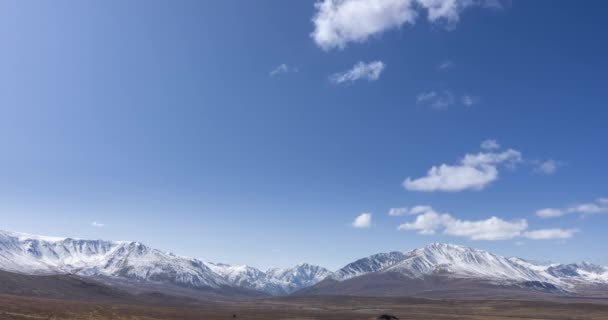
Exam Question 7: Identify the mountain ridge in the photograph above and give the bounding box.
[0,230,328,295]
[1,230,607,297]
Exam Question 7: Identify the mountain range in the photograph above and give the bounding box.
[1,230,606,299]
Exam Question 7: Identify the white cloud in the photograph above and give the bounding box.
[399,206,577,241]
[536,208,565,218]
[444,216,528,241]
[388,207,409,216]
[417,0,500,27]
[408,205,433,215]
[311,0,418,50]
[523,228,578,240]
[437,60,453,70]
[398,206,528,240]
[398,210,453,235]
[461,148,522,167]
[270,63,297,76]
[461,94,478,107]
[352,213,372,228]
[91,221,105,228]
[416,90,454,110]
[403,147,522,192]
[311,0,500,50]
[480,139,500,150]
[535,159,560,175]
[330,61,385,84]
[567,203,608,214]
[535,198,608,219]
[417,91,478,109]
[404,163,497,192]
[388,205,433,216]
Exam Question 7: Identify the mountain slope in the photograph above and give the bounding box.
[206,262,331,295]
[382,243,559,284]
[266,263,333,294]
[2,230,608,299]
[0,230,328,296]
[0,230,227,289]
[296,272,564,299]
[0,269,144,302]
[302,243,608,297]
[331,252,408,281]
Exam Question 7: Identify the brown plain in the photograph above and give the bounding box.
[1,294,608,320]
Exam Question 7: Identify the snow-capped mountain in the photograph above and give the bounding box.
[548,262,608,283]
[0,230,328,295]
[331,251,408,281]
[508,258,608,285]
[328,243,608,293]
[205,262,331,295]
[266,263,333,294]
[2,230,608,297]
[0,230,227,288]
[383,243,558,284]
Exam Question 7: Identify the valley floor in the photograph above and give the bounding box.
[1,294,608,320]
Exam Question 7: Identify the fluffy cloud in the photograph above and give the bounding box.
[403,144,522,192]
[270,63,297,76]
[398,207,528,240]
[480,139,500,150]
[330,61,385,84]
[399,210,453,235]
[311,0,417,50]
[536,208,565,218]
[523,228,578,240]
[399,206,576,241]
[91,221,105,228]
[404,163,498,191]
[311,0,501,50]
[444,216,528,241]
[388,205,433,216]
[352,213,372,228]
[537,198,608,219]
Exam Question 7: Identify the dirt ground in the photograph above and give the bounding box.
[1,294,608,320]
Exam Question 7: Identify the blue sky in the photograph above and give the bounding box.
[0,0,607,270]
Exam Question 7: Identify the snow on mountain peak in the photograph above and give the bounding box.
[2,230,607,295]
[0,230,226,288]
[331,251,408,281]
[205,261,331,295]
[331,242,608,292]
[388,243,556,284]
[0,229,330,295]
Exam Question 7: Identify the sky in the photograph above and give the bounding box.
[0,0,607,271]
